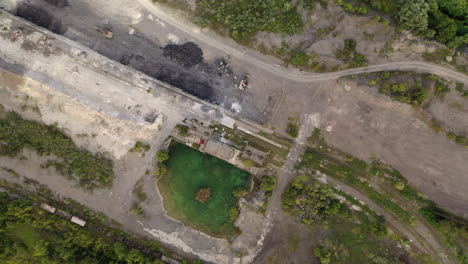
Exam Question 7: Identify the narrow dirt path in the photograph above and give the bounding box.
[137,0,468,84]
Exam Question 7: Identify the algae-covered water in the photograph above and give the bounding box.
[158,142,251,237]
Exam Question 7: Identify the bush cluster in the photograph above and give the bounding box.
[196,0,303,41]
[335,39,368,68]
[0,111,114,189]
[282,176,342,225]
[348,0,468,48]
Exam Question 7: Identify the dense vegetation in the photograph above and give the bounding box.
[296,150,415,224]
[0,193,164,264]
[420,203,468,262]
[354,0,467,48]
[0,109,114,189]
[282,176,342,225]
[282,176,410,264]
[286,116,300,138]
[362,71,451,106]
[196,0,303,40]
[130,141,151,153]
[306,129,468,262]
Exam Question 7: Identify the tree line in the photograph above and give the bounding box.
[0,109,114,190]
[0,192,164,264]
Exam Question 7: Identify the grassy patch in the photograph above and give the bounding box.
[422,48,452,64]
[0,110,114,189]
[175,124,189,137]
[157,142,250,238]
[132,179,147,202]
[287,116,300,138]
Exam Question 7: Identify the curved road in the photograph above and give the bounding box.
[137,0,468,84]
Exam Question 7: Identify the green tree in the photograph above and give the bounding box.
[155,164,168,177]
[232,188,247,198]
[198,0,303,40]
[289,51,309,67]
[313,241,346,264]
[437,0,468,18]
[156,151,170,162]
[260,175,278,192]
[396,0,430,35]
[394,181,405,191]
[32,240,49,257]
[229,207,240,222]
[447,131,457,141]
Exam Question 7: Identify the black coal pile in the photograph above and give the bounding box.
[43,0,69,8]
[163,42,203,68]
[121,54,213,100]
[16,4,67,34]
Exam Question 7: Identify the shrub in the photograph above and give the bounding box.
[313,241,346,264]
[289,51,309,67]
[283,177,342,223]
[335,39,368,68]
[287,117,300,138]
[229,207,240,222]
[195,188,211,203]
[260,175,278,192]
[156,151,170,162]
[130,204,145,216]
[241,159,256,168]
[155,164,168,177]
[431,119,442,133]
[434,80,450,97]
[446,131,457,141]
[422,48,452,63]
[232,188,247,198]
[370,221,388,239]
[455,136,466,145]
[131,141,151,153]
[394,181,405,191]
[191,143,201,149]
[455,83,464,93]
[175,124,189,137]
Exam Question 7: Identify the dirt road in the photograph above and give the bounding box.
[137,0,468,84]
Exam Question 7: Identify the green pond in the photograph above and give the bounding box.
[158,141,251,237]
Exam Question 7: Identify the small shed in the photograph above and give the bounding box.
[71,216,87,227]
[241,145,267,166]
[40,203,57,214]
[203,140,235,161]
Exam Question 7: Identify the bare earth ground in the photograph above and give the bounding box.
[0,0,467,263]
[0,12,271,263]
[271,78,468,218]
